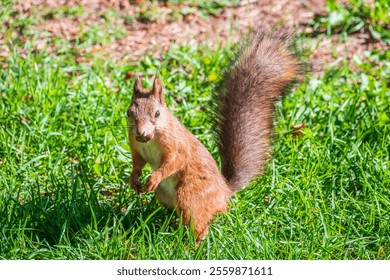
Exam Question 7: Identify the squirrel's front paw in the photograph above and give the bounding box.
[145,173,161,192]
[130,171,143,195]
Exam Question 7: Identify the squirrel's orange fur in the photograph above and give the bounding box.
[127,27,301,246]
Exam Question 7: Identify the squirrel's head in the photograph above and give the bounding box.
[127,76,167,143]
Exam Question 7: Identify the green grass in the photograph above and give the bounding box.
[315,0,389,42]
[0,0,389,259]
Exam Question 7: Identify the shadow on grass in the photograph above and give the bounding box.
[1,167,180,255]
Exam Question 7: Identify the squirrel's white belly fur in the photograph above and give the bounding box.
[138,139,178,209]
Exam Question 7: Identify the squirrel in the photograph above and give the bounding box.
[126,27,301,246]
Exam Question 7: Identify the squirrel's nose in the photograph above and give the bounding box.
[136,131,154,143]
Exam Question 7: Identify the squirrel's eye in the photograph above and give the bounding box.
[155,110,160,118]
[126,109,131,118]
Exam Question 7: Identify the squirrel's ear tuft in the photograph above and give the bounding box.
[152,78,165,105]
[133,76,143,94]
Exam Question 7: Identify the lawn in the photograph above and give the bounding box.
[0,0,389,259]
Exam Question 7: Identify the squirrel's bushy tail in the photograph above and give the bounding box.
[215,27,302,192]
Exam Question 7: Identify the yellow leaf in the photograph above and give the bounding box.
[208,73,218,82]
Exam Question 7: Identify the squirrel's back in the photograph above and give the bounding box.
[215,27,302,192]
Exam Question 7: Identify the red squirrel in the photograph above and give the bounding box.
[126,28,301,246]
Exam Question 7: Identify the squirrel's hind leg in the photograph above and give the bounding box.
[177,206,211,247]
[176,181,229,246]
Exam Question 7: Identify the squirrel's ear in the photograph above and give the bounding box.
[133,76,143,94]
[152,78,165,105]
